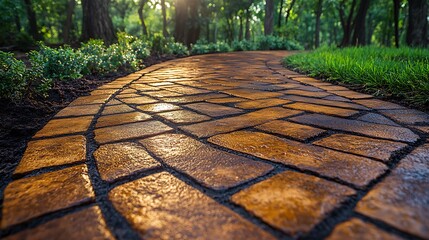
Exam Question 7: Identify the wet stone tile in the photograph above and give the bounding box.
[327,218,403,240]
[181,107,301,138]
[116,93,141,99]
[69,94,111,106]
[357,113,400,126]
[290,114,420,143]
[323,95,352,102]
[209,131,387,187]
[353,99,405,110]
[5,206,114,240]
[34,116,93,138]
[235,98,290,109]
[120,96,158,105]
[414,125,429,134]
[14,135,86,174]
[144,90,183,98]
[380,109,429,124]
[285,102,359,117]
[206,97,247,103]
[256,120,325,141]
[185,102,243,117]
[94,121,172,144]
[140,134,273,190]
[136,103,181,113]
[282,89,331,98]
[55,104,101,118]
[101,104,135,115]
[1,165,94,228]
[330,90,373,99]
[314,134,407,162]
[224,89,283,99]
[162,93,229,103]
[109,172,274,240]
[283,95,368,110]
[96,112,151,128]
[157,110,211,124]
[94,142,160,182]
[232,171,355,237]
[165,86,210,95]
[105,99,122,105]
[356,144,429,239]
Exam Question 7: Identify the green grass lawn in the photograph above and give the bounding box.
[283,47,429,108]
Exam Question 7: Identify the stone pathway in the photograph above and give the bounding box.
[1,51,428,240]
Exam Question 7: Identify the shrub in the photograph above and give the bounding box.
[232,40,255,51]
[29,44,86,80]
[256,36,303,50]
[80,39,107,74]
[166,41,189,56]
[191,40,232,55]
[0,51,27,100]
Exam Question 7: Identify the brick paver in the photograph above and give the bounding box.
[2,51,428,240]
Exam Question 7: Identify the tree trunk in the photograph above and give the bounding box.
[351,0,371,46]
[315,0,323,48]
[138,0,148,36]
[340,0,358,46]
[285,0,297,25]
[278,0,284,28]
[23,0,41,40]
[161,0,168,37]
[239,14,244,41]
[63,0,76,44]
[406,0,428,47]
[245,9,251,40]
[81,0,116,44]
[174,0,187,43]
[264,0,274,35]
[186,0,200,45]
[393,0,400,47]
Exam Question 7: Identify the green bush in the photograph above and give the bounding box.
[80,39,107,74]
[191,40,232,55]
[257,36,303,50]
[166,41,189,56]
[0,51,27,100]
[232,40,256,51]
[29,44,86,80]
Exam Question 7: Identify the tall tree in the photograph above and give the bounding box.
[138,0,148,36]
[174,0,187,43]
[285,0,297,25]
[81,0,116,44]
[393,0,400,47]
[264,0,274,35]
[351,0,371,45]
[406,0,428,47]
[63,0,76,43]
[278,0,284,28]
[315,0,324,48]
[161,0,168,37]
[23,0,41,40]
[339,0,357,46]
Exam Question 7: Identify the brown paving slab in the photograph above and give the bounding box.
[232,171,355,237]
[90,89,117,96]
[209,131,387,187]
[256,120,326,141]
[323,95,352,102]
[223,89,283,99]
[55,104,101,118]
[5,206,114,240]
[120,96,158,105]
[94,121,172,144]
[283,95,368,110]
[285,102,359,117]
[1,165,94,228]
[101,104,135,115]
[275,83,302,89]
[157,110,211,124]
[357,113,400,126]
[162,93,229,103]
[185,102,243,117]
[282,89,331,98]
[201,85,236,91]
[148,81,174,86]
[14,135,86,174]
[235,98,290,109]
[144,90,183,98]
[380,109,429,124]
[181,107,302,138]
[94,142,160,182]
[116,93,141,99]
[414,125,429,134]
[353,99,406,110]
[318,85,350,91]
[290,114,420,143]
[109,172,274,240]
[165,86,210,95]
[34,116,93,138]
[69,94,111,106]
[129,83,160,91]
[140,134,273,190]
[314,134,407,162]
[330,90,373,99]
[206,97,247,103]
[96,111,151,128]
[136,103,181,113]
[327,218,403,240]
[356,144,429,239]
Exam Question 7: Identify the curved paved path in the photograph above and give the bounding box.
[1,51,429,239]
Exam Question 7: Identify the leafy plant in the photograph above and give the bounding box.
[0,51,27,100]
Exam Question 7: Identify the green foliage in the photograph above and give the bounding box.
[284,46,429,107]
[165,42,189,57]
[191,40,231,55]
[257,36,304,50]
[232,40,256,51]
[80,39,108,74]
[29,44,85,80]
[0,51,27,100]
